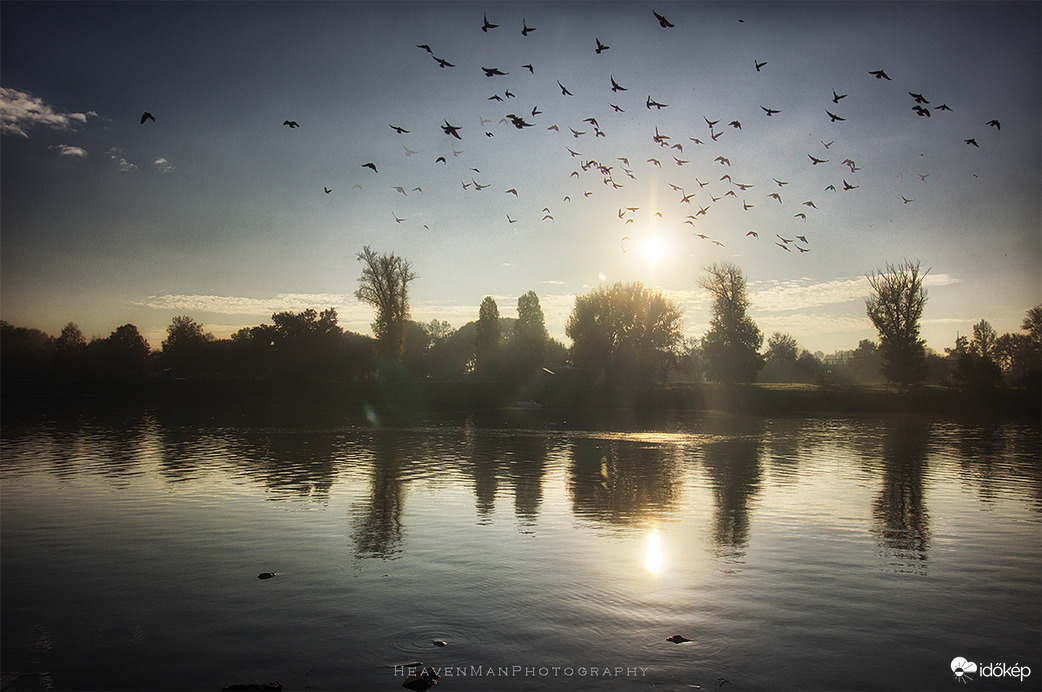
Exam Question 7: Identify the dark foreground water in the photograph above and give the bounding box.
[2,405,1039,691]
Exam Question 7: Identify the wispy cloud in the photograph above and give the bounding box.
[747,273,959,313]
[133,292,355,316]
[107,147,137,172]
[1,87,89,138]
[152,157,173,173]
[48,144,88,157]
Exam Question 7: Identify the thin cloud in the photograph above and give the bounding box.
[107,147,137,172]
[0,87,89,138]
[152,157,174,173]
[48,144,88,157]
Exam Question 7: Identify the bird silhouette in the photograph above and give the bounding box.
[362,162,377,172]
[826,110,845,122]
[808,154,828,165]
[442,120,462,139]
[389,124,409,133]
[755,59,767,71]
[832,89,847,103]
[432,55,455,68]
[481,13,498,32]
[653,10,674,27]
[986,119,1001,130]
[416,44,433,53]
[323,187,331,194]
[283,120,299,128]
[522,64,534,73]
[482,66,508,77]
[936,103,952,111]
[869,69,891,80]
[140,112,156,124]
[595,38,610,54]
[912,105,931,117]
[646,96,668,109]
[965,138,979,147]
[610,75,627,92]
[521,19,536,36]
[761,106,780,116]
[746,230,759,237]
[909,92,929,104]
[558,81,573,96]
[796,235,808,244]
[902,196,914,203]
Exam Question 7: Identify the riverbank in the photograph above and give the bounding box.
[2,377,1038,419]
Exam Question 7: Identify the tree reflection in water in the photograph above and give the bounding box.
[872,419,931,575]
[701,433,763,563]
[350,430,406,559]
[567,436,683,527]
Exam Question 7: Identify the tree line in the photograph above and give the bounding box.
[2,249,1039,392]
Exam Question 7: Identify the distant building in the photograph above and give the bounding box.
[823,350,855,367]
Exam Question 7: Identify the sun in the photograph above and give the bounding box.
[641,234,668,264]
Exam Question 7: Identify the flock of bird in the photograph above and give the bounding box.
[141,8,1004,260]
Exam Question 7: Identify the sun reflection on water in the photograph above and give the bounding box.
[645,530,663,574]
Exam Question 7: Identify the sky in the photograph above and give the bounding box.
[2,1,1039,355]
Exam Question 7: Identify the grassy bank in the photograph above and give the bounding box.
[3,376,1038,419]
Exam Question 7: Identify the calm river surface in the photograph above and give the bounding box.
[2,404,1039,691]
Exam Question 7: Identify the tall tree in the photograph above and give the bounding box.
[354,246,417,362]
[474,296,502,379]
[54,322,87,378]
[865,260,929,386]
[565,281,683,384]
[513,290,549,379]
[161,315,214,376]
[761,332,799,383]
[698,263,764,383]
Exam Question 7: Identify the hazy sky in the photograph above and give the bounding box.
[2,1,1039,354]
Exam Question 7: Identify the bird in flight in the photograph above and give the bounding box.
[140,112,156,124]
[482,66,508,77]
[283,120,299,128]
[523,64,534,73]
[746,230,758,238]
[432,55,455,68]
[481,13,498,32]
[986,119,1001,130]
[389,124,409,134]
[646,96,668,109]
[965,138,979,147]
[595,38,610,54]
[936,103,952,111]
[909,92,929,104]
[558,81,573,96]
[416,44,433,53]
[832,89,847,103]
[653,9,674,27]
[521,19,536,36]
[869,69,891,80]
[902,196,914,203]
[442,120,462,139]
[761,106,780,116]
[610,75,626,92]
[912,105,931,117]
[362,162,378,172]
[323,187,331,194]
[755,59,767,71]
[808,154,828,165]
[826,110,845,122]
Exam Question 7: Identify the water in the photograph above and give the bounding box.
[2,405,1039,691]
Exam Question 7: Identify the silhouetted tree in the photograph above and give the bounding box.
[474,296,502,379]
[760,332,799,383]
[354,246,416,362]
[865,259,929,386]
[1023,305,1042,343]
[160,315,215,376]
[90,324,151,378]
[54,322,87,379]
[0,321,54,379]
[698,263,763,384]
[566,281,683,384]
[270,308,343,380]
[512,290,549,382]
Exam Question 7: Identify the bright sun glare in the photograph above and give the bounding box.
[640,234,668,264]
[645,531,662,574]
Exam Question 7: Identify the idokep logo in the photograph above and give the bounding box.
[951,657,1033,684]
[951,658,978,683]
